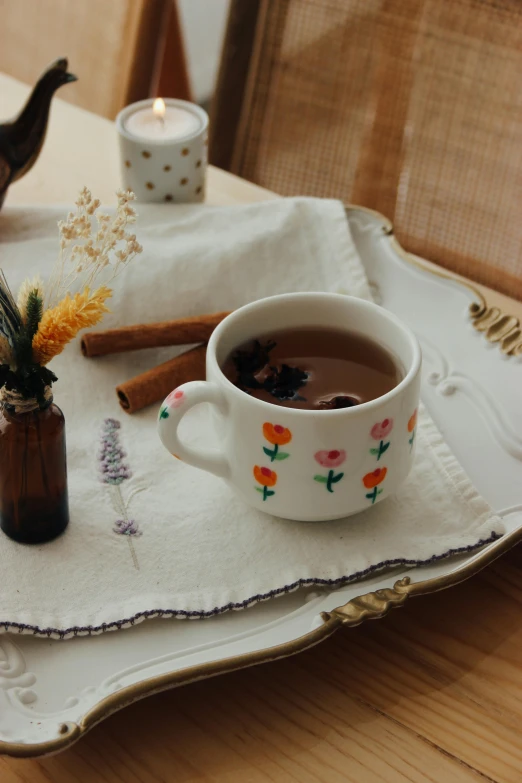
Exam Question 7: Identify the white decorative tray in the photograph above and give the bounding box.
[1,206,521,757]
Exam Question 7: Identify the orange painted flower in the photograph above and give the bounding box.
[407,409,418,433]
[253,465,277,487]
[263,423,292,446]
[362,467,387,489]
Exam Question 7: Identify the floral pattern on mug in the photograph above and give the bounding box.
[314,450,346,493]
[254,465,277,501]
[408,408,418,449]
[159,389,185,419]
[167,389,185,408]
[262,422,292,462]
[363,466,387,504]
[369,418,393,460]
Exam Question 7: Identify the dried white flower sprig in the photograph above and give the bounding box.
[46,187,143,308]
[0,188,143,407]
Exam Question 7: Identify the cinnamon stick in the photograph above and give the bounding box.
[82,311,230,358]
[117,345,207,414]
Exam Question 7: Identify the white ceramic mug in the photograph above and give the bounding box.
[158,293,421,521]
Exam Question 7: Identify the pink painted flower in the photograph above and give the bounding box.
[314,449,346,468]
[166,389,185,408]
[370,418,394,440]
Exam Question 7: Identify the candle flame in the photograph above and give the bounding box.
[153,97,166,119]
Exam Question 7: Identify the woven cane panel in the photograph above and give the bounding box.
[235,0,522,297]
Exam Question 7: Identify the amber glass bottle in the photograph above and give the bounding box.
[0,394,69,544]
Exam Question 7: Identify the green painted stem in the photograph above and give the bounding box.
[326,470,334,493]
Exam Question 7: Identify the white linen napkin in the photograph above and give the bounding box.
[0,198,503,638]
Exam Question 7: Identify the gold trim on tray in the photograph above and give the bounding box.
[394,243,522,356]
[469,303,522,356]
[347,203,522,356]
[2,204,521,759]
[328,526,522,627]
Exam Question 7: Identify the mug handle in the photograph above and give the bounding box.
[158,381,231,479]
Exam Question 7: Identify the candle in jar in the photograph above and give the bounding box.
[124,98,201,141]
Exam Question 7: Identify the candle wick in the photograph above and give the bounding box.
[158,114,165,128]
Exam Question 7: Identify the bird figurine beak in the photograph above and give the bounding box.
[52,57,78,84]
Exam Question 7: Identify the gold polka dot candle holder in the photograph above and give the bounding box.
[116,99,208,204]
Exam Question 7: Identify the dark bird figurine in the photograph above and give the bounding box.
[0,58,77,209]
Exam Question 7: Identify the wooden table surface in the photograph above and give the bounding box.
[1,73,521,783]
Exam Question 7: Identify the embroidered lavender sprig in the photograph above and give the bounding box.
[99,418,142,568]
[99,418,132,485]
[113,519,142,537]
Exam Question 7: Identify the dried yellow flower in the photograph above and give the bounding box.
[32,286,112,365]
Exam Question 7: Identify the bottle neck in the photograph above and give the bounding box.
[0,385,53,415]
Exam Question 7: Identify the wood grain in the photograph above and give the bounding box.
[0,654,490,782]
[342,550,522,782]
[1,72,521,782]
